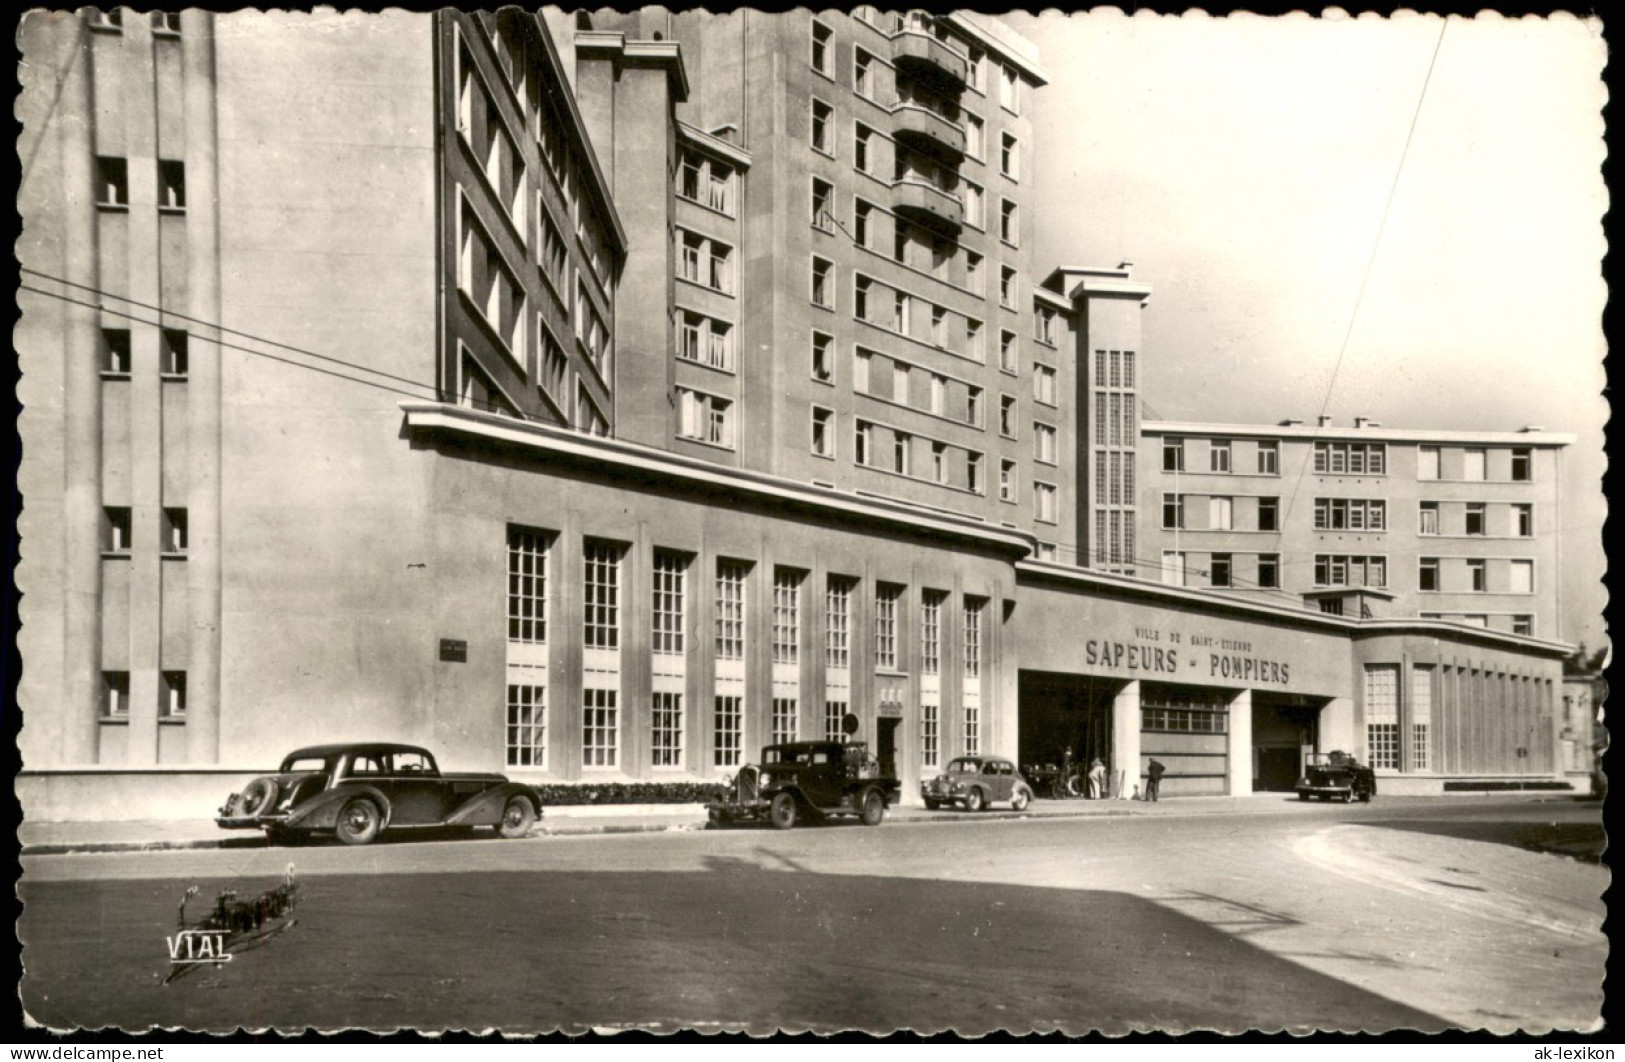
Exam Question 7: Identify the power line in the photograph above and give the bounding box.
[1275,19,1450,541]
[18,281,522,421]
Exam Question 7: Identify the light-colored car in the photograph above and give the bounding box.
[921,755,1034,812]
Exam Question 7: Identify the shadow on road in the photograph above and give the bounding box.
[20,857,1449,1035]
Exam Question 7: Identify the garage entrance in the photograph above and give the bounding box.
[1251,692,1328,791]
[1140,682,1231,796]
[1017,671,1120,786]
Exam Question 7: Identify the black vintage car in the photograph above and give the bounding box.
[217,743,544,845]
[707,740,901,829]
[1296,750,1377,803]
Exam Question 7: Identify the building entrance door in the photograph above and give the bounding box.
[1251,693,1327,791]
[876,717,900,780]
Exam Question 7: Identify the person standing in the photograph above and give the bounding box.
[1087,758,1106,800]
[1146,758,1166,802]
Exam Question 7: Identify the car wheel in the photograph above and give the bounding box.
[964,788,985,813]
[769,792,798,830]
[240,778,277,818]
[498,796,536,839]
[924,798,940,811]
[1358,792,1372,803]
[858,788,886,826]
[335,798,383,846]
[1011,786,1032,812]
[1298,792,1309,802]
[1341,791,1353,804]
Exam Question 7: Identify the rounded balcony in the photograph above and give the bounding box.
[891,103,966,164]
[892,177,964,237]
[892,30,968,93]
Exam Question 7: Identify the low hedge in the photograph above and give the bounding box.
[532,781,726,806]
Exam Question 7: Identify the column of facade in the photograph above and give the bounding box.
[1226,688,1253,796]
[1112,679,1140,799]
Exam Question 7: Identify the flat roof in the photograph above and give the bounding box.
[1016,558,1573,656]
[401,402,1039,557]
[1142,420,1575,446]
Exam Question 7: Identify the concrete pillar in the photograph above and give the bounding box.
[1320,695,1356,757]
[183,10,223,765]
[1112,679,1140,799]
[1227,688,1253,796]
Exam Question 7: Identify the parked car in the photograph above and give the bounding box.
[1295,750,1376,803]
[216,743,543,845]
[706,740,901,829]
[922,755,1035,812]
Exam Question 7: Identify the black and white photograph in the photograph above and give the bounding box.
[11,5,1608,1040]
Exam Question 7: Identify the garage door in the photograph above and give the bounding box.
[1140,683,1229,797]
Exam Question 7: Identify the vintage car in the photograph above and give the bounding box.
[706,740,901,829]
[1296,750,1377,803]
[216,743,544,845]
[922,755,1035,811]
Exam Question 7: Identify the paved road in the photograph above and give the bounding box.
[19,798,1605,1036]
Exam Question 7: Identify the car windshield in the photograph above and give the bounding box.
[947,759,980,773]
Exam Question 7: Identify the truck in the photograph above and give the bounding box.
[706,740,902,829]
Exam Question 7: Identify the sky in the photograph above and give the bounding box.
[1003,10,1609,653]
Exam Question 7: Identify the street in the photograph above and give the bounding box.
[19,797,1605,1036]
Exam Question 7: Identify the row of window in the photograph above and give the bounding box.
[87,10,183,34]
[509,529,989,673]
[1162,494,1279,532]
[1419,612,1537,635]
[1156,550,1540,597]
[93,156,186,212]
[100,507,188,555]
[811,14,1022,114]
[1095,391,1141,448]
[100,670,188,721]
[99,327,190,376]
[1093,349,1138,389]
[1159,495,1537,538]
[1159,439,1539,483]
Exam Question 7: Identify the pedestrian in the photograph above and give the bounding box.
[1087,758,1105,800]
[1146,758,1166,802]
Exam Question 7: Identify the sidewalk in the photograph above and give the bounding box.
[18,791,1585,857]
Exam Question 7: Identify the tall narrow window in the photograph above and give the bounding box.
[812,177,834,230]
[1511,448,1532,482]
[811,406,835,457]
[95,156,128,208]
[1411,665,1433,771]
[1257,441,1279,474]
[811,256,834,309]
[1468,559,1487,592]
[1258,554,1280,589]
[1419,557,1440,592]
[508,527,549,643]
[651,692,683,768]
[854,49,874,97]
[714,696,743,767]
[875,586,901,671]
[652,551,686,655]
[583,540,621,649]
[1209,441,1231,473]
[773,570,801,665]
[507,684,546,767]
[921,702,940,769]
[102,507,132,555]
[161,671,187,720]
[810,99,833,153]
[1163,438,1185,472]
[1000,132,1019,179]
[854,123,873,173]
[920,592,943,674]
[962,599,983,678]
[999,199,1018,245]
[158,159,187,211]
[1514,504,1533,537]
[102,671,130,720]
[825,577,852,669]
[1463,448,1487,481]
[772,698,798,746]
[1417,445,1441,480]
[1509,559,1534,594]
[1364,665,1399,770]
[101,328,132,375]
[1258,497,1279,532]
[582,688,618,768]
[1210,553,1232,588]
[160,329,189,376]
[161,508,188,554]
[1418,501,1439,536]
[715,560,748,661]
[810,19,832,75]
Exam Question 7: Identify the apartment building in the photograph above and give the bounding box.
[1139,419,1572,638]
[16,9,1574,819]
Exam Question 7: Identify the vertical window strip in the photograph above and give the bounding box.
[826,578,852,669]
[652,552,685,655]
[651,691,684,767]
[506,684,547,768]
[583,688,618,767]
[963,600,982,678]
[920,594,942,675]
[715,561,748,660]
[772,697,798,746]
[825,700,847,741]
[1411,666,1433,771]
[875,589,899,671]
[714,695,744,767]
[583,541,621,649]
[773,571,800,665]
[921,702,939,768]
[507,527,549,643]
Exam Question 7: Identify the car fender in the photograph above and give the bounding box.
[285,783,394,832]
[445,783,542,827]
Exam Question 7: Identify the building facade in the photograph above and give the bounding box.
[1139,420,1572,639]
[16,9,1575,820]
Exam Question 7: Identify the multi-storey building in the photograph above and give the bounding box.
[16,9,1575,819]
[1139,419,1572,638]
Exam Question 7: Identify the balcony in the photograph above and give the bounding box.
[891,30,968,93]
[892,177,964,236]
[891,103,966,164]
